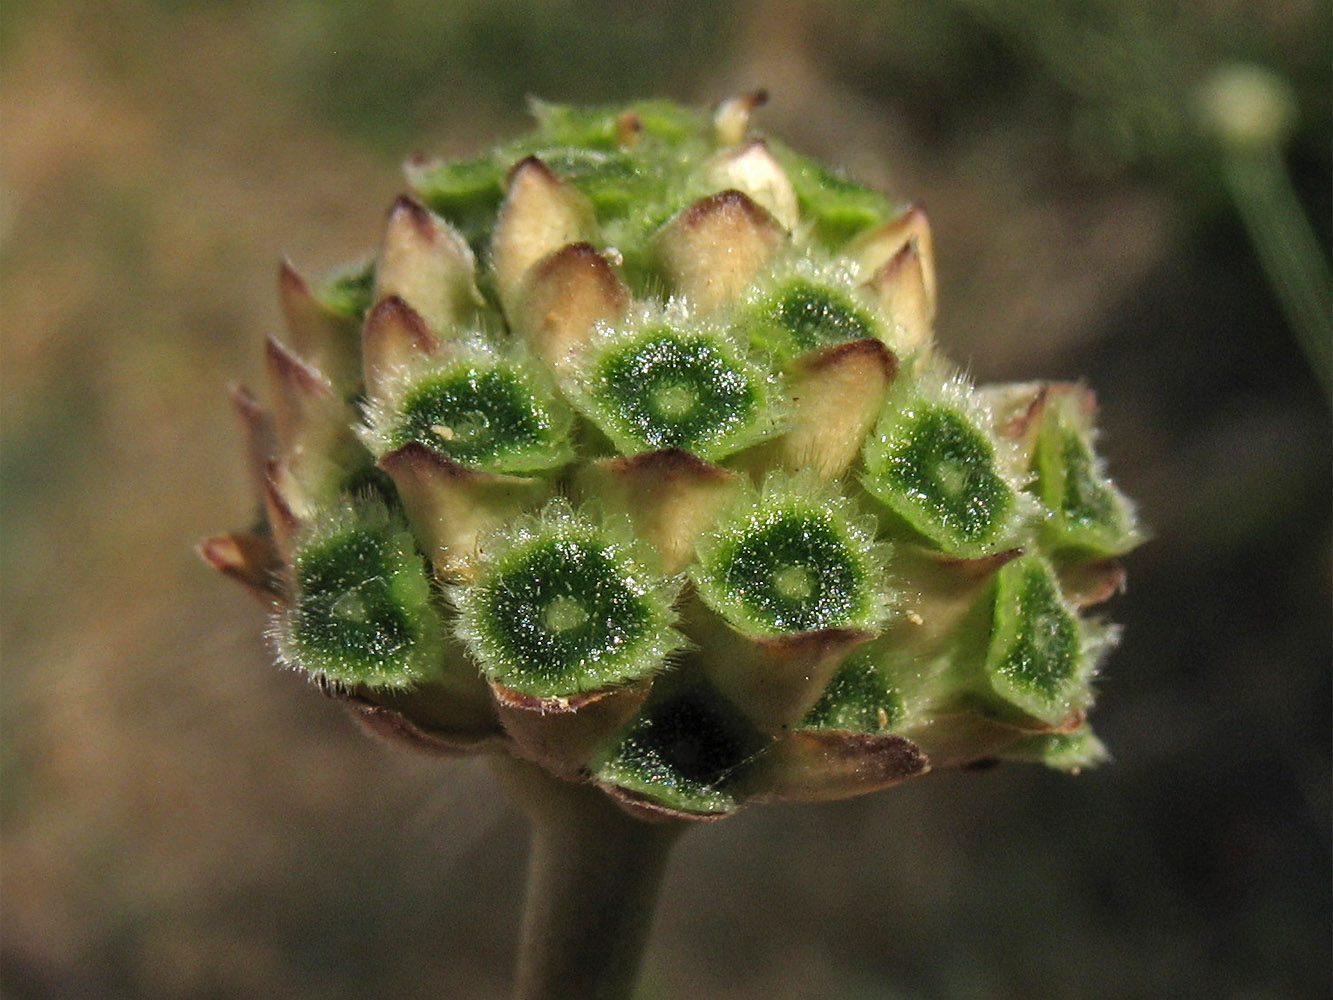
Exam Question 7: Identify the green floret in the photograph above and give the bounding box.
[981,553,1089,725]
[389,362,573,473]
[768,139,897,246]
[317,259,377,320]
[579,327,774,460]
[591,683,764,815]
[408,155,507,251]
[743,275,880,357]
[693,483,883,635]
[537,148,657,217]
[456,505,681,698]
[1031,399,1140,558]
[281,503,443,689]
[411,100,713,276]
[1002,724,1110,773]
[530,99,706,149]
[863,396,1020,557]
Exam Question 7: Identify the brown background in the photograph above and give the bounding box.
[2,1,1329,997]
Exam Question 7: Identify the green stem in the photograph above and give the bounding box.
[496,758,686,1000]
[1223,147,1333,400]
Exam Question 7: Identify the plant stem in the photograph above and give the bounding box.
[1224,147,1333,400]
[496,757,686,1000]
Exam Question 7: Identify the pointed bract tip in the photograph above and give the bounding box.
[387,192,435,233]
[585,449,739,574]
[228,382,278,493]
[402,152,442,189]
[921,546,1026,578]
[678,187,775,229]
[656,189,784,311]
[995,382,1053,441]
[513,241,629,369]
[365,293,437,348]
[491,682,615,715]
[375,194,482,335]
[263,334,346,464]
[379,438,550,489]
[866,237,935,349]
[1060,558,1127,608]
[607,447,734,483]
[342,695,504,756]
[800,335,897,380]
[197,532,284,604]
[600,782,737,823]
[530,240,628,299]
[275,258,364,390]
[264,334,333,399]
[379,441,550,582]
[751,626,877,660]
[771,338,896,478]
[849,203,937,307]
[261,460,305,562]
[277,257,310,297]
[492,679,654,781]
[759,730,928,803]
[616,111,643,147]
[228,381,264,421]
[362,295,439,395]
[493,157,594,311]
[378,439,474,482]
[707,139,799,230]
[504,154,559,191]
[714,90,769,145]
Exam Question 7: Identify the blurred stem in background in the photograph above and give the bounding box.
[1199,64,1332,400]
[941,2,1332,397]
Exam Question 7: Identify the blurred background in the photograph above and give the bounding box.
[2,0,1328,997]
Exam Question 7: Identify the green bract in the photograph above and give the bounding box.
[800,651,906,733]
[1030,387,1140,557]
[591,681,765,815]
[206,95,1143,823]
[1001,724,1110,773]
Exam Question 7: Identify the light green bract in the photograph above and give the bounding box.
[362,348,575,474]
[206,96,1143,823]
[395,365,569,471]
[800,650,906,732]
[1002,724,1110,773]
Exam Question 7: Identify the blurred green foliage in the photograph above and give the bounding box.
[260,0,729,151]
